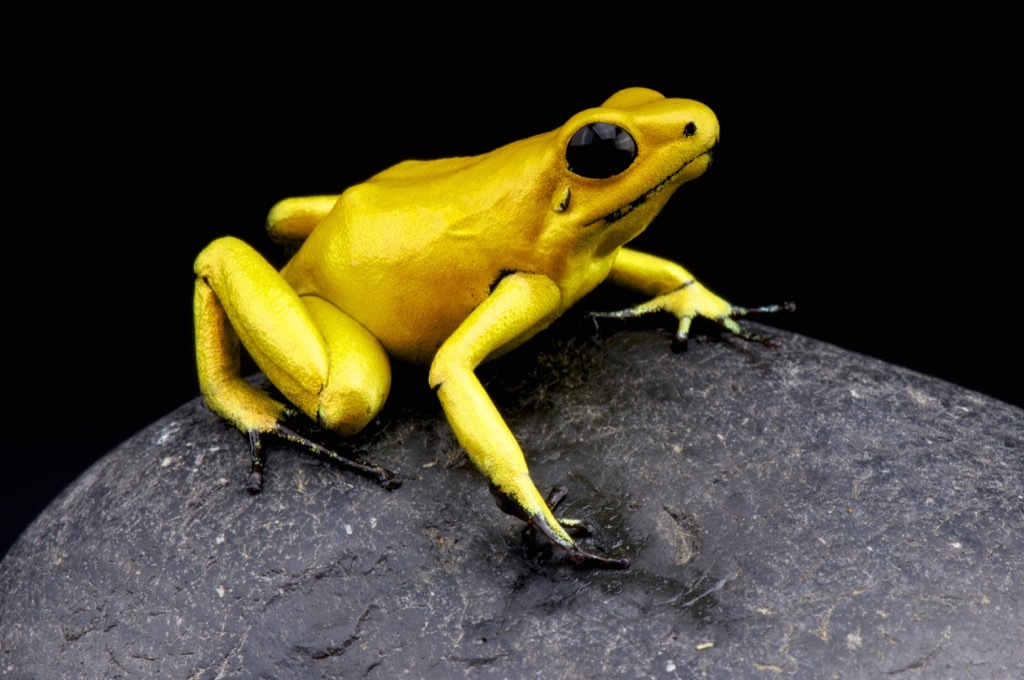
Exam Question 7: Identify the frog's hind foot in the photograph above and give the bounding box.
[242,424,402,493]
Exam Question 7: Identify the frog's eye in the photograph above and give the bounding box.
[566,123,637,179]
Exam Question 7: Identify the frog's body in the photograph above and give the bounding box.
[194,88,787,567]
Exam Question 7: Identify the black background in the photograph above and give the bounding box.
[4,15,1020,559]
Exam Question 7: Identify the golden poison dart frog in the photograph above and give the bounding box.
[193,87,790,568]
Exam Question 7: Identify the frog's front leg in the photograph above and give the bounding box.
[598,248,794,347]
[429,273,629,568]
[194,236,399,490]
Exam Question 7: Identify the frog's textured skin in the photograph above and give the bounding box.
[193,88,786,567]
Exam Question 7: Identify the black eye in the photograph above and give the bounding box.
[566,123,637,178]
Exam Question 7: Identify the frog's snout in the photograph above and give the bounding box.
[700,136,718,167]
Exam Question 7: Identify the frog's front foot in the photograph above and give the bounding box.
[243,424,402,494]
[671,300,796,349]
[490,484,631,569]
[592,293,795,350]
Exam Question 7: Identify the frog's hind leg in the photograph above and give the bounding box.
[266,195,340,248]
[288,295,399,487]
[194,236,397,491]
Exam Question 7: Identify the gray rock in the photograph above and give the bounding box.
[1,321,1021,679]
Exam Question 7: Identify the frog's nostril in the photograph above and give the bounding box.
[683,122,698,137]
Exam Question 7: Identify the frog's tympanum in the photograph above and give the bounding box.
[194,87,789,568]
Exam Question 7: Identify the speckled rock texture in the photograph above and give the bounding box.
[1,321,1021,679]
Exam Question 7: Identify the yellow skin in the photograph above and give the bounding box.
[194,87,787,567]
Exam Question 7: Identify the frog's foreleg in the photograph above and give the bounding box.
[597,247,794,347]
[429,273,629,568]
[194,236,398,491]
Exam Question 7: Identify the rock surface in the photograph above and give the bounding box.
[2,320,1022,679]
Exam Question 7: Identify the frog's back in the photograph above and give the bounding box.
[280,138,557,363]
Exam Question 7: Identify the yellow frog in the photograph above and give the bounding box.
[193,87,788,567]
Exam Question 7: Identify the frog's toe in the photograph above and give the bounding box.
[542,485,594,535]
[244,430,268,494]
[722,321,778,347]
[573,547,631,569]
[724,300,795,323]
[589,299,660,322]
[278,423,403,490]
[554,517,595,536]
[672,315,695,349]
[241,423,402,492]
[735,301,797,316]
[719,300,795,346]
[244,470,264,495]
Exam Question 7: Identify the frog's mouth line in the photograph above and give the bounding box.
[591,142,717,228]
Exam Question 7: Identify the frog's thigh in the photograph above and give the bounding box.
[300,295,390,435]
[195,236,332,432]
[267,195,339,242]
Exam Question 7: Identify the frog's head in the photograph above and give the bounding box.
[546,87,719,256]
